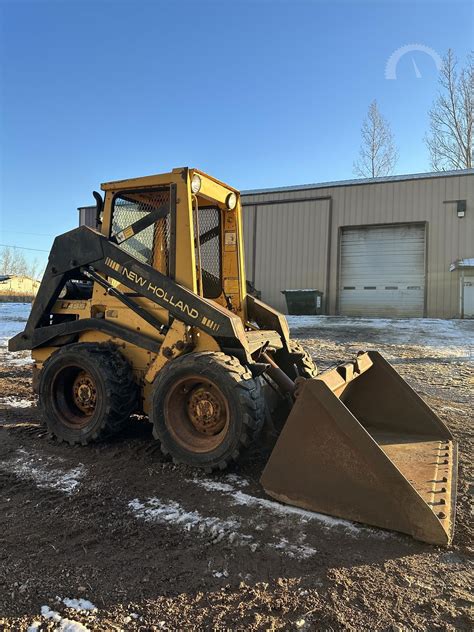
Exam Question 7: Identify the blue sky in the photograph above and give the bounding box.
[0,0,472,271]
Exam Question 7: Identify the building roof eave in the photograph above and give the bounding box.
[242,168,474,196]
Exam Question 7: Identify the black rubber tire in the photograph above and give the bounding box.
[151,352,265,471]
[38,342,137,445]
[275,339,318,380]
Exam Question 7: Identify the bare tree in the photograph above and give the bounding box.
[425,49,473,171]
[28,258,40,280]
[353,100,399,178]
[0,246,13,276]
[0,246,40,278]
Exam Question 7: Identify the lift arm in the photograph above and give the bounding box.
[9,226,250,359]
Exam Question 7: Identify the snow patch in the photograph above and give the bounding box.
[39,604,92,631]
[0,303,30,338]
[193,475,251,493]
[191,479,235,493]
[62,597,97,612]
[0,449,86,494]
[223,474,250,488]
[129,490,321,556]
[184,476,389,556]
[190,477,362,534]
[0,303,33,366]
[58,620,90,632]
[0,396,33,408]
[0,352,32,366]
[230,489,360,532]
[129,497,252,546]
[41,605,61,621]
[270,537,317,559]
[287,315,474,358]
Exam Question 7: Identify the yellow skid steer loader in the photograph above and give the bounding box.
[9,168,457,545]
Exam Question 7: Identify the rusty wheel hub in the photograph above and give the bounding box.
[187,386,226,435]
[72,371,97,415]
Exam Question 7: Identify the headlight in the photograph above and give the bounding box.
[226,192,237,210]
[191,174,201,194]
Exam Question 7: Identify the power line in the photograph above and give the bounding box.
[1,230,55,237]
[0,243,49,253]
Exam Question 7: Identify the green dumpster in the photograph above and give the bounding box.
[281,289,324,315]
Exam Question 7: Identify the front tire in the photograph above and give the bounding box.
[151,352,265,471]
[275,339,318,380]
[38,342,137,445]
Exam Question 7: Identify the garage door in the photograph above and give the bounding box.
[339,224,425,317]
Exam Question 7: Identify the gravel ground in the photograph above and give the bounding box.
[0,305,473,631]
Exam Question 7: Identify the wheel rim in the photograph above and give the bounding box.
[164,375,230,453]
[51,365,97,428]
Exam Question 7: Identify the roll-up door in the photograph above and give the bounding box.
[339,224,425,317]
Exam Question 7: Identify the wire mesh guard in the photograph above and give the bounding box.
[111,189,171,272]
[197,206,222,298]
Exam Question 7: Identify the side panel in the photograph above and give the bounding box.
[252,200,330,313]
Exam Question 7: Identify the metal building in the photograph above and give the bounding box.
[242,169,474,318]
[78,168,474,319]
[78,205,98,230]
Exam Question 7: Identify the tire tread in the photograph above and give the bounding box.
[39,342,137,444]
[151,351,265,470]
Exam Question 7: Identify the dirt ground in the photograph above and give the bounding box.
[0,309,473,631]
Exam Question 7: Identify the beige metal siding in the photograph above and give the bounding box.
[251,200,330,312]
[78,206,97,228]
[242,172,474,318]
[242,204,256,284]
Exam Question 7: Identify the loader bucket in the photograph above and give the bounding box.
[261,351,457,545]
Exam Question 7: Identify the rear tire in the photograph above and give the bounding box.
[151,352,265,471]
[38,342,137,445]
